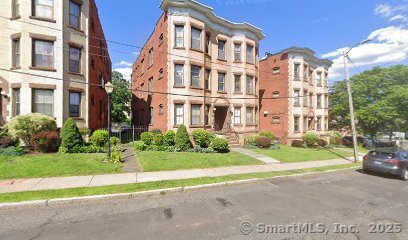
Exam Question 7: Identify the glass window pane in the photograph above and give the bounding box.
[175,64,183,86]
[191,66,201,87]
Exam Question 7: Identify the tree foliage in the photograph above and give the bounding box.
[111,71,131,124]
[60,119,83,151]
[330,65,408,139]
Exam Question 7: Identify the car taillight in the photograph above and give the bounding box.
[386,159,402,165]
[363,155,369,161]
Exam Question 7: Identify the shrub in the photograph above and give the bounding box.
[317,138,328,147]
[152,134,164,146]
[30,131,60,153]
[0,146,27,156]
[90,130,108,147]
[60,119,83,152]
[141,132,154,145]
[110,146,124,163]
[302,132,319,147]
[245,135,260,146]
[163,130,176,146]
[255,136,272,148]
[210,138,229,153]
[7,113,57,146]
[110,137,121,146]
[292,140,305,148]
[186,146,213,153]
[260,131,275,141]
[175,124,192,151]
[76,145,106,153]
[328,131,342,145]
[146,145,176,152]
[151,129,162,135]
[192,129,212,148]
[134,141,147,151]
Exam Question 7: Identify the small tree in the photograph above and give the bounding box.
[90,130,109,147]
[175,124,192,151]
[192,129,211,148]
[163,130,176,146]
[60,119,83,151]
[302,132,319,147]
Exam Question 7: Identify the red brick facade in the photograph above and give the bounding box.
[259,53,290,142]
[88,0,112,130]
[131,13,169,132]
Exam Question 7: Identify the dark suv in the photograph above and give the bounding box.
[342,136,373,148]
[363,150,408,181]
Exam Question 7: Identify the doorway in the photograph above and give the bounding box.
[214,106,228,132]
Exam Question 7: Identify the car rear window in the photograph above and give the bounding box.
[369,151,379,157]
[378,152,396,159]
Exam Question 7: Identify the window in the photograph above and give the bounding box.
[148,77,153,95]
[246,107,254,125]
[294,116,300,132]
[69,46,81,73]
[191,104,201,125]
[303,90,308,106]
[272,67,280,74]
[325,95,329,108]
[149,107,153,124]
[218,73,225,92]
[190,65,201,87]
[12,0,20,18]
[309,93,313,107]
[246,76,253,94]
[204,105,210,125]
[159,34,163,45]
[234,108,241,125]
[33,89,53,116]
[234,75,241,93]
[272,91,280,98]
[149,48,153,66]
[69,0,81,29]
[33,40,54,68]
[234,44,241,62]
[293,90,300,106]
[272,117,280,124]
[246,44,253,64]
[317,94,322,108]
[175,25,184,47]
[294,63,300,80]
[205,69,210,90]
[33,0,53,19]
[159,104,164,115]
[174,64,184,86]
[309,69,313,84]
[174,104,183,125]
[191,27,202,51]
[12,88,20,116]
[303,65,308,81]
[317,117,322,130]
[69,92,81,117]
[303,117,308,133]
[12,38,20,68]
[316,72,322,86]
[205,33,210,54]
[218,40,225,60]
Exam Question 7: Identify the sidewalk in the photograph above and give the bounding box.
[0,158,355,194]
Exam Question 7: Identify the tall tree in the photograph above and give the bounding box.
[329,65,408,140]
[111,71,131,124]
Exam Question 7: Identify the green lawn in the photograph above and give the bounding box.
[0,154,122,180]
[252,145,354,163]
[136,151,264,172]
[0,163,359,203]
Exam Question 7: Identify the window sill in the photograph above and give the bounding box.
[233,60,242,63]
[217,58,227,62]
[71,117,84,121]
[233,124,243,127]
[68,71,84,76]
[189,86,203,90]
[30,67,57,72]
[10,16,21,20]
[173,85,185,88]
[293,104,301,107]
[217,91,227,94]
[67,25,84,33]
[294,131,301,133]
[246,93,255,95]
[189,125,203,128]
[233,92,243,94]
[246,124,257,127]
[190,48,203,53]
[29,16,56,23]
[10,66,21,70]
[173,47,185,50]
[246,62,254,65]
[205,89,211,93]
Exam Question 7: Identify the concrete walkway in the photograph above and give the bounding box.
[121,145,140,173]
[231,148,280,164]
[0,158,354,194]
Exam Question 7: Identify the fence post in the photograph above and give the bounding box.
[133,126,135,143]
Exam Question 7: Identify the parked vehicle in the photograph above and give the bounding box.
[342,136,373,148]
[363,149,408,181]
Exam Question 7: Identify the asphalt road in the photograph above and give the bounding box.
[1,169,407,240]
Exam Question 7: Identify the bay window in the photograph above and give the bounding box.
[33,39,54,68]
[69,91,81,117]
[69,46,81,73]
[191,27,202,51]
[69,0,81,29]
[175,25,184,47]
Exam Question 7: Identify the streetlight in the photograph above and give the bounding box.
[343,39,372,163]
[104,81,114,161]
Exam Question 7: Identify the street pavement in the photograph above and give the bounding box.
[1,169,407,240]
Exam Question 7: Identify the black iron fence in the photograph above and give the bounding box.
[98,126,149,144]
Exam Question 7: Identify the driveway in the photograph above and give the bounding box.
[0,170,407,240]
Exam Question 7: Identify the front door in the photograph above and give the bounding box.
[214,106,228,132]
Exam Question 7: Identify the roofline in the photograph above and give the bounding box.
[160,0,265,40]
[265,47,333,66]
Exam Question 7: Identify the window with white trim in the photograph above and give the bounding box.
[234,108,241,125]
[33,89,53,116]
[191,104,201,126]
[174,104,184,125]
[174,64,184,86]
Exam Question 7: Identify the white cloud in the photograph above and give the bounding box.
[389,14,408,22]
[115,61,133,67]
[375,4,392,17]
[323,26,408,82]
[374,2,408,23]
[114,67,132,81]
[132,51,140,56]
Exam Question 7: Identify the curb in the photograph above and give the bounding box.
[0,166,359,210]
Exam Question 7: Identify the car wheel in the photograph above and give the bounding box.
[401,168,408,181]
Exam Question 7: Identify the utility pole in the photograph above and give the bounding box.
[343,52,359,163]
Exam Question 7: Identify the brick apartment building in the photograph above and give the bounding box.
[0,0,111,130]
[259,47,333,144]
[131,0,264,145]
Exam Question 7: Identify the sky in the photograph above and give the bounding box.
[95,0,408,82]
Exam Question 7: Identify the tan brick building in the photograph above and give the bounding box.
[259,47,333,144]
[0,0,111,130]
[131,0,264,145]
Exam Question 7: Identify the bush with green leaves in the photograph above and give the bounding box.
[90,130,109,147]
[7,113,57,146]
[245,135,260,146]
[110,137,121,146]
[255,136,272,148]
[76,145,106,153]
[141,132,154,145]
[175,124,192,151]
[302,132,319,147]
[260,131,275,141]
[110,146,124,163]
[210,138,229,153]
[152,134,164,146]
[30,131,60,153]
[192,129,213,148]
[60,119,83,152]
[134,141,147,151]
[317,138,328,147]
[291,140,305,148]
[0,146,27,156]
[328,131,343,145]
[163,130,176,146]
[150,129,162,135]
[146,145,176,152]
[187,145,213,153]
